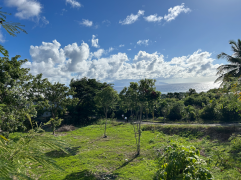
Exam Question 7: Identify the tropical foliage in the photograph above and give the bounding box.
[215,39,241,85]
[156,144,213,180]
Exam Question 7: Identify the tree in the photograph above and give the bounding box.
[46,117,63,135]
[0,55,37,134]
[187,88,197,96]
[121,79,160,155]
[95,86,119,138]
[38,81,78,120]
[69,77,111,124]
[215,39,241,85]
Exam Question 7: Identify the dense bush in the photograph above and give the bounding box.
[199,99,219,120]
[167,101,185,120]
[229,134,241,154]
[155,144,213,180]
[184,105,198,121]
[184,95,210,107]
[217,94,241,122]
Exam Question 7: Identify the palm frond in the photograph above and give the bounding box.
[217,52,230,59]
[216,64,237,75]
[0,45,8,56]
[0,133,70,179]
[229,40,239,50]
[0,7,8,20]
[238,39,241,50]
[0,7,27,37]
[2,21,27,37]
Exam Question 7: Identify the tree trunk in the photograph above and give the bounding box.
[52,126,55,135]
[137,105,143,155]
[104,108,107,138]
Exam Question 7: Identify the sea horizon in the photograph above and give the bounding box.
[114,82,220,94]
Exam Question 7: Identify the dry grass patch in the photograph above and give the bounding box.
[57,125,76,132]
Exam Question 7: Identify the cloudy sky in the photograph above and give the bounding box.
[0,0,241,87]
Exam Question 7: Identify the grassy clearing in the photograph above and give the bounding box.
[9,120,241,180]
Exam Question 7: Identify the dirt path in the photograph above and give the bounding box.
[116,120,241,127]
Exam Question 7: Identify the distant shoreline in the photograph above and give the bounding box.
[114,82,219,94]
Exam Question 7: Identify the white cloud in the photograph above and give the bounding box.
[66,0,82,8]
[0,27,5,43]
[127,49,131,51]
[4,0,42,19]
[119,44,125,47]
[144,14,163,22]
[137,39,149,46]
[24,39,220,86]
[108,47,114,52]
[29,40,66,64]
[91,35,99,48]
[41,16,49,25]
[164,3,191,22]
[80,19,93,27]
[63,42,90,72]
[91,49,105,59]
[119,10,144,25]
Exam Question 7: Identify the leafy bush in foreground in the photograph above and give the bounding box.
[155,144,213,180]
[229,134,241,154]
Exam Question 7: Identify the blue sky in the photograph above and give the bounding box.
[0,0,241,87]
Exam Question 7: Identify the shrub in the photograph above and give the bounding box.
[229,134,241,154]
[46,117,63,135]
[217,94,241,122]
[167,101,185,120]
[155,144,213,180]
[184,95,210,107]
[200,99,219,120]
[184,105,198,121]
[57,125,76,132]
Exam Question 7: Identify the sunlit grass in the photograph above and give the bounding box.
[9,121,241,180]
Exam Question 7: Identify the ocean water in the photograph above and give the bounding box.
[114,82,220,94]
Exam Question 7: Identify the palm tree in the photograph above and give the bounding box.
[215,39,241,86]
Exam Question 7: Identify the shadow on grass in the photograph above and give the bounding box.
[63,170,118,180]
[115,154,139,170]
[45,146,80,158]
[63,170,96,180]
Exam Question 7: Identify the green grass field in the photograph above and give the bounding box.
[10,120,241,180]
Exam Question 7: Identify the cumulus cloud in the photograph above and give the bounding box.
[29,40,66,64]
[4,0,42,19]
[137,39,149,46]
[24,39,220,86]
[66,0,82,8]
[144,14,163,22]
[91,35,99,48]
[119,10,144,25]
[164,3,191,22]
[119,44,125,47]
[63,42,90,72]
[80,19,93,27]
[92,49,105,59]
